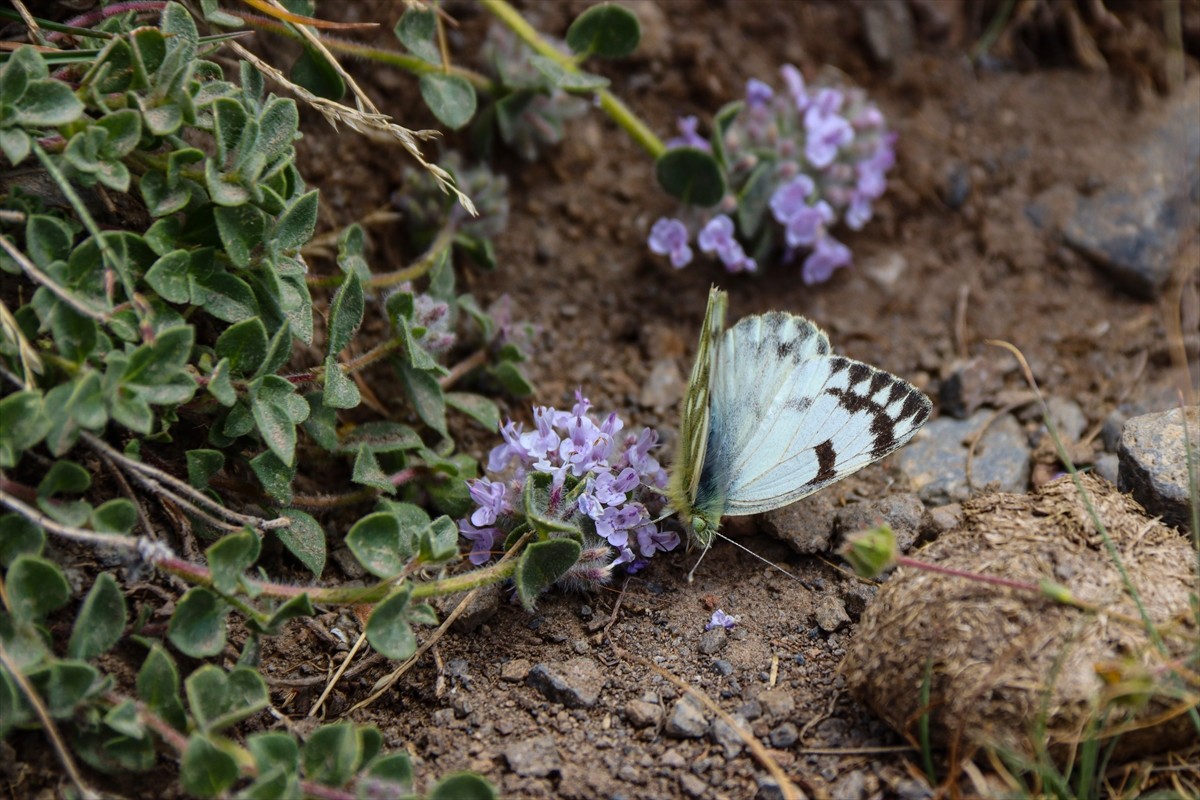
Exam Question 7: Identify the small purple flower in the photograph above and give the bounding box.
[706,609,738,631]
[594,467,639,506]
[648,217,693,269]
[665,115,710,151]
[802,235,852,285]
[845,192,873,231]
[769,175,816,224]
[780,64,808,111]
[783,200,834,249]
[593,505,643,548]
[745,78,774,109]
[698,215,757,274]
[636,524,680,557]
[459,519,502,565]
[467,477,509,527]
[804,88,854,168]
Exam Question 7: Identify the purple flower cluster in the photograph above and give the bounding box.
[459,392,678,572]
[648,64,895,283]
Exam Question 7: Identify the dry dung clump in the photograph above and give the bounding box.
[842,474,1198,761]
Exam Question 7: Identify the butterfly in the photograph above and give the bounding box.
[667,286,932,551]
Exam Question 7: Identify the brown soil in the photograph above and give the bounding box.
[10,2,1199,798]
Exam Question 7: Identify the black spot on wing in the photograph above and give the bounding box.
[809,439,837,486]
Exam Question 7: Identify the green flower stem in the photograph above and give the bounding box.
[481,0,666,157]
[411,559,518,599]
[241,12,498,93]
[307,223,456,290]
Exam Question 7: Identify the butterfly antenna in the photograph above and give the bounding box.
[686,544,712,583]
[714,531,803,583]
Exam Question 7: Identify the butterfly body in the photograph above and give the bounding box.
[668,287,932,551]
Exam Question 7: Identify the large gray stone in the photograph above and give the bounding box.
[1118,406,1199,531]
[896,411,1031,504]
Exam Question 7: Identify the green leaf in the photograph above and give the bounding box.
[289,46,345,101]
[38,458,91,497]
[273,190,318,251]
[327,271,363,355]
[0,128,31,165]
[515,538,582,610]
[215,317,269,375]
[67,572,127,660]
[397,362,447,437]
[254,321,294,379]
[394,8,440,65]
[7,555,71,623]
[429,773,497,800]
[656,147,726,207]
[566,3,641,58]
[26,661,103,717]
[345,512,406,579]
[144,249,193,302]
[25,214,74,267]
[90,498,137,534]
[527,55,609,91]
[0,390,51,467]
[419,74,477,131]
[251,375,308,465]
[168,587,230,658]
[102,699,145,740]
[186,664,269,733]
[186,449,225,489]
[445,392,500,431]
[137,645,187,732]
[206,530,261,594]
[303,722,360,788]
[363,753,414,796]
[181,735,239,797]
[338,421,422,455]
[122,325,194,388]
[418,516,459,564]
[0,514,46,566]
[322,356,360,410]
[192,271,259,322]
[490,360,533,397]
[214,204,268,266]
[259,592,314,635]
[15,77,85,127]
[96,108,141,156]
[274,509,326,577]
[736,159,777,238]
[247,731,299,775]
[522,471,583,537]
[335,223,368,279]
[365,589,417,660]
[250,448,295,504]
[351,447,392,492]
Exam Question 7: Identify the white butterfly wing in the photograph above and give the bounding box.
[705,312,931,516]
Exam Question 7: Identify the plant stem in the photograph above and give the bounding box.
[481,0,665,157]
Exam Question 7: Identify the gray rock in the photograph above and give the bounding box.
[1044,397,1088,443]
[439,584,501,633]
[832,769,869,799]
[756,776,787,800]
[938,355,1007,420]
[710,714,749,758]
[1063,76,1200,298]
[639,358,685,410]
[526,658,605,709]
[503,734,561,777]
[861,0,914,68]
[664,695,709,739]
[1102,409,1128,452]
[712,659,733,676]
[329,547,367,579]
[1094,453,1120,485]
[815,595,851,632]
[769,721,799,748]
[680,773,709,798]
[624,699,662,729]
[698,626,728,655]
[941,162,972,210]
[1118,406,1199,531]
[835,493,927,552]
[761,491,839,554]
[756,688,795,721]
[925,503,964,536]
[896,411,1031,504]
